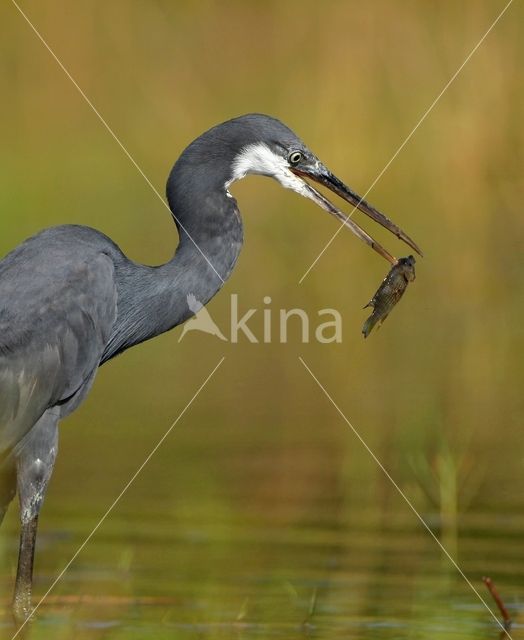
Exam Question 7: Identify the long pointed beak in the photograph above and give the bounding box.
[292,165,423,264]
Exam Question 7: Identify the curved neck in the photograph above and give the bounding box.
[164,153,245,306]
[167,162,244,285]
[103,180,243,362]
[164,194,243,314]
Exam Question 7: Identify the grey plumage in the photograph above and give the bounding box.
[0,118,246,620]
[0,114,421,621]
[0,227,116,453]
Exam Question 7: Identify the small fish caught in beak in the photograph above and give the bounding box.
[362,255,416,338]
[291,164,423,264]
[289,161,421,337]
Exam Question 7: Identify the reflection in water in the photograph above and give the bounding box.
[1,439,523,639]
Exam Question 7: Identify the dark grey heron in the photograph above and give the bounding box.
[0,114,421,621]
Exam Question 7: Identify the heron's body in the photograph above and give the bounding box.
[0,114,421,622]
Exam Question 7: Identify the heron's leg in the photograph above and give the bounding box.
[12,409,59,623]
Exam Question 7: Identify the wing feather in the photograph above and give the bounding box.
[0,226,118,454]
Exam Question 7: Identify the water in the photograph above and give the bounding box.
[1,435,523,639]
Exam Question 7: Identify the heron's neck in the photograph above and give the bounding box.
[165,200,244,316]
[103,188,243,360]
[162,163,244,318]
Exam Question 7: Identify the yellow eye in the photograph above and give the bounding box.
[288,151,303,165]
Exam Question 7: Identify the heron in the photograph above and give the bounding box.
[0,113,421,621]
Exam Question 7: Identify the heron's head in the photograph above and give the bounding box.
[172,114,422,261]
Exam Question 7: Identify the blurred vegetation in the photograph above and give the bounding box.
[0,0,523,637]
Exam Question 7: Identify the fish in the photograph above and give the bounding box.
[362,255,416,338]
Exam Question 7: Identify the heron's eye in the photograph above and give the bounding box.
[288,151,303,165]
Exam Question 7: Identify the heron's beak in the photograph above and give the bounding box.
[291,164,423,264]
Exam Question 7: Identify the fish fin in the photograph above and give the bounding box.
[376,314,390,331]
[362,314,377,338]
[363,301,373,310]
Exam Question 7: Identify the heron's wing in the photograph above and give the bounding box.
[0,228,118,454]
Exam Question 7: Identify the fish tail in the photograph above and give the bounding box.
[362,314,377,338]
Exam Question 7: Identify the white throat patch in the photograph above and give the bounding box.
[225,142,310,199]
